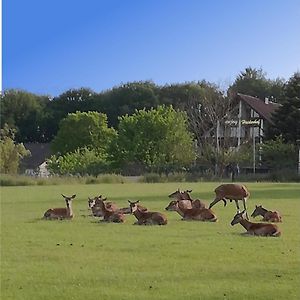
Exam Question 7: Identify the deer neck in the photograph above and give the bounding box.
[133,208,145,220]
[259,207,268,216]
[239,219,252,231]
[175,205,185,217]
[66,201,73,218]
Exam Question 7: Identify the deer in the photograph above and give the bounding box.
[208,184,250,219]
[168,189,206,209]
[93,197,125,223]
[230,211,281,237]
[88,195,119,217]
[128,200,167,225]
[251,205,282,222]
[43,194,76,220]
[118,202,148,215]
[165,200,217,222]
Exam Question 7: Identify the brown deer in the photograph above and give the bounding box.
[94,197,125,223]
[230,211,281,237]
[43,194,76,220]
[165,200,217,222]
[251,205,282,222]
[88,195,118,217]
[128,200,167,225]
[118,202,148,215]
[168,189,206,209]
[209,184,250,219]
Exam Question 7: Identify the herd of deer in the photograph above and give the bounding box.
[43,183,282,237]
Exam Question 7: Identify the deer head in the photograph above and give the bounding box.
[230,210,246,226]
[251,205,263,218]
[128,200,140,213]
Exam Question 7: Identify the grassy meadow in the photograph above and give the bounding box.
[1,182,300,300]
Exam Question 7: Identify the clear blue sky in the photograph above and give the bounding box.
[3,0,300,96]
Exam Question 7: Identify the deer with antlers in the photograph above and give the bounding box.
[165,200,217,222]
[209,184,250,219]
[128,200,167,225]
[43,194,76,220]
[251,205,282,222]
[230,211,281,237]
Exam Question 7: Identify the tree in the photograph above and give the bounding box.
[0,89,50,142]
[0,124,31,174]
[269,72,300,143]
[101,81,160,128]
[51,111,117,156]
[261,136,297,170]
[228,67,284,102]
[114,105,196,173]
[47,147,108,176]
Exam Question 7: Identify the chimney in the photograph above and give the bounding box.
[265,97,269,104]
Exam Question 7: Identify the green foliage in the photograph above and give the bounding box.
[0,89,50,142]
[115,105,196,173]
[101,81,160,128]
[0,125,31,174]
[261,136,297,170]
[51,111,117,155]
[47,147,109,176]
[269,73,300,143]
[228,67,284,101]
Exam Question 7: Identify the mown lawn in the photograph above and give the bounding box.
[1,182,300,300]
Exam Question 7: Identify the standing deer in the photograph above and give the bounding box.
[209,184,250,219]
[165,200,217,222]
[128,200,167,225]
[230,211,281,237]
[43,194,76,220]
[251,205,282,222]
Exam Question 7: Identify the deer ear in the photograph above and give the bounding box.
[137,200,140,203]
[72,194,76,199]
[187,189,192,193]
[61,194,66,198]
[255,205,258,208]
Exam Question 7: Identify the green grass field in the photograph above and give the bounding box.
[1,182,300,300]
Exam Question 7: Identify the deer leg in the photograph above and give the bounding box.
[242,198,249,220]
[235,200,240,213]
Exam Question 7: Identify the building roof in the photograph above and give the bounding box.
[21,143,51,170]
[237,93,280,124]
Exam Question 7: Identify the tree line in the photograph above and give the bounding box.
[1,67,299,176]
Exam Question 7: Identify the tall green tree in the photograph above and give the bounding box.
[269,72,300,143]
[0,89,50,142]
[114,105,196,173]
[228,67,284,101]
[101,81,160,128]
[51,111,117,156]
[0,124,31,174]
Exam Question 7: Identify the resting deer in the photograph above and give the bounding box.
[168,189,206,209]
[118,202,148,215]
[43,194,76,220]
[88,195,118,217]
[209,184,250,219]
[128,200,167,225]
[230,211,281,237]
[94,197,125,223]
[251,205,282,222]
[165,200,217,222]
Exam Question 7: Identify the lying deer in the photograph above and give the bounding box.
[165,200,217,222]
[128,200,167,225]
[251,205,282,222]
[94,197,125,223]
[43,194,76,220]
[230,211,281,237]
[209,184,250,219]
[88,195,118,217]
[168,189,206,209]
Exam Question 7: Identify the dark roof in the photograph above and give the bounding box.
[21,143,51,170]
[237,93,280,124]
